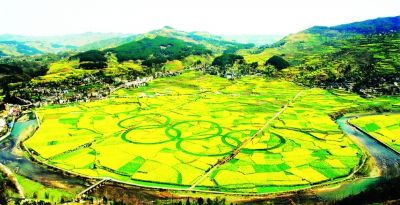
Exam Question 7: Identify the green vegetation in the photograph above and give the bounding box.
[0,41,42,56]
[212,54,244,69]
[0,172,17,204]
[24,71,400,194]
[265,55,290,70]
[16,175,74,203]
[107,36,211,66]
[0,54,63,89]
[163,60,184,72]
[73,36,212,68]
[144,26,254,54]
[30,60,89,83]
[240,16,400,94]
[71,50,107,69]
[351,114,400,152]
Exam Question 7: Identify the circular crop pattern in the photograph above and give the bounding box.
[167,120,222,140]
[118,114,171,129]
[222,130,286,152]
[26,75,364,195]
[176,137,238,156]
[121,127,180,144]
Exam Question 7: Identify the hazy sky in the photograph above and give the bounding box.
[1,0,399,36]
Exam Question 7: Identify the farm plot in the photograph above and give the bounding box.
[26,71,366,193]
[198,88,364,193]
[351,114,400,152]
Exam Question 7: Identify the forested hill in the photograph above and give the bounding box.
[72,36,212,68]
[106,36,211,65]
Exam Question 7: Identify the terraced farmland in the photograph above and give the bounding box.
[25,71,372,193]
[351,114,400,153]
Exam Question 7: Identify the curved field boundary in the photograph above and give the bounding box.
[17,109,370,197]
[188,90,304,190]
[348,119,400,156]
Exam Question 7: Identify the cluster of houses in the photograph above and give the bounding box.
[10,75,156,107]
[321,80,400,97]
[0,104,21,136]
[10,75,112,106]
[8,69,189,108]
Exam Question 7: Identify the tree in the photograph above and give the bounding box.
[265,55,290,70]
[212,54,244,73]
[185,198,191,205]
[197,197,204,205]
[262,64,277,77]
[33,192,38,199]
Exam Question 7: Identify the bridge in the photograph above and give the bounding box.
[76,177,109,200]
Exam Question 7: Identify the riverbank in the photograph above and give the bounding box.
[0,162,24,198]
[2,107,400,203]
[16,113,375,204]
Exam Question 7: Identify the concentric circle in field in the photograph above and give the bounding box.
[176,137,237,156]
[118,114,171,129]
[242,133,285,151]
[168,120,222,140]
[121,127,180,144]
[222,130,285,151]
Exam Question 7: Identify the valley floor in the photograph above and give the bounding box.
[1,71,400,204]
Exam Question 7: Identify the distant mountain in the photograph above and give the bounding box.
[72,27,257,69]
[0,28,256,57]
[0,32,134,56]
[329,16,400,34]
[138,26,255,53]
[78,35,137,51]
[0,41,43,56]
[221,35,284,46]
[0,32,131,47]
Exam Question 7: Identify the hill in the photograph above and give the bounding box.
[330,16,400,34]
[0,32,131,47]
[0,33,134,56]
[0,41,43,56]
[138,26,254,53]
[241,16,400,95]
[78,35,137,51]
[221,34,283,46]
[73,36,212,68]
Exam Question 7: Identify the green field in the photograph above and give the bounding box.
[351,114,400,153]
[24,71,398,194]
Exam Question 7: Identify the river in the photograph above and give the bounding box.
[316,115,400,200]
[0,113,399,202]
[0,113,87,193]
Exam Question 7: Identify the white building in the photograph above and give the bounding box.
[0,118,6,131]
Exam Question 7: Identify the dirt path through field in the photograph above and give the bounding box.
[188,90,304,190]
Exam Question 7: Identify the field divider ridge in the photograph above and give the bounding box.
[188,90,304,190]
